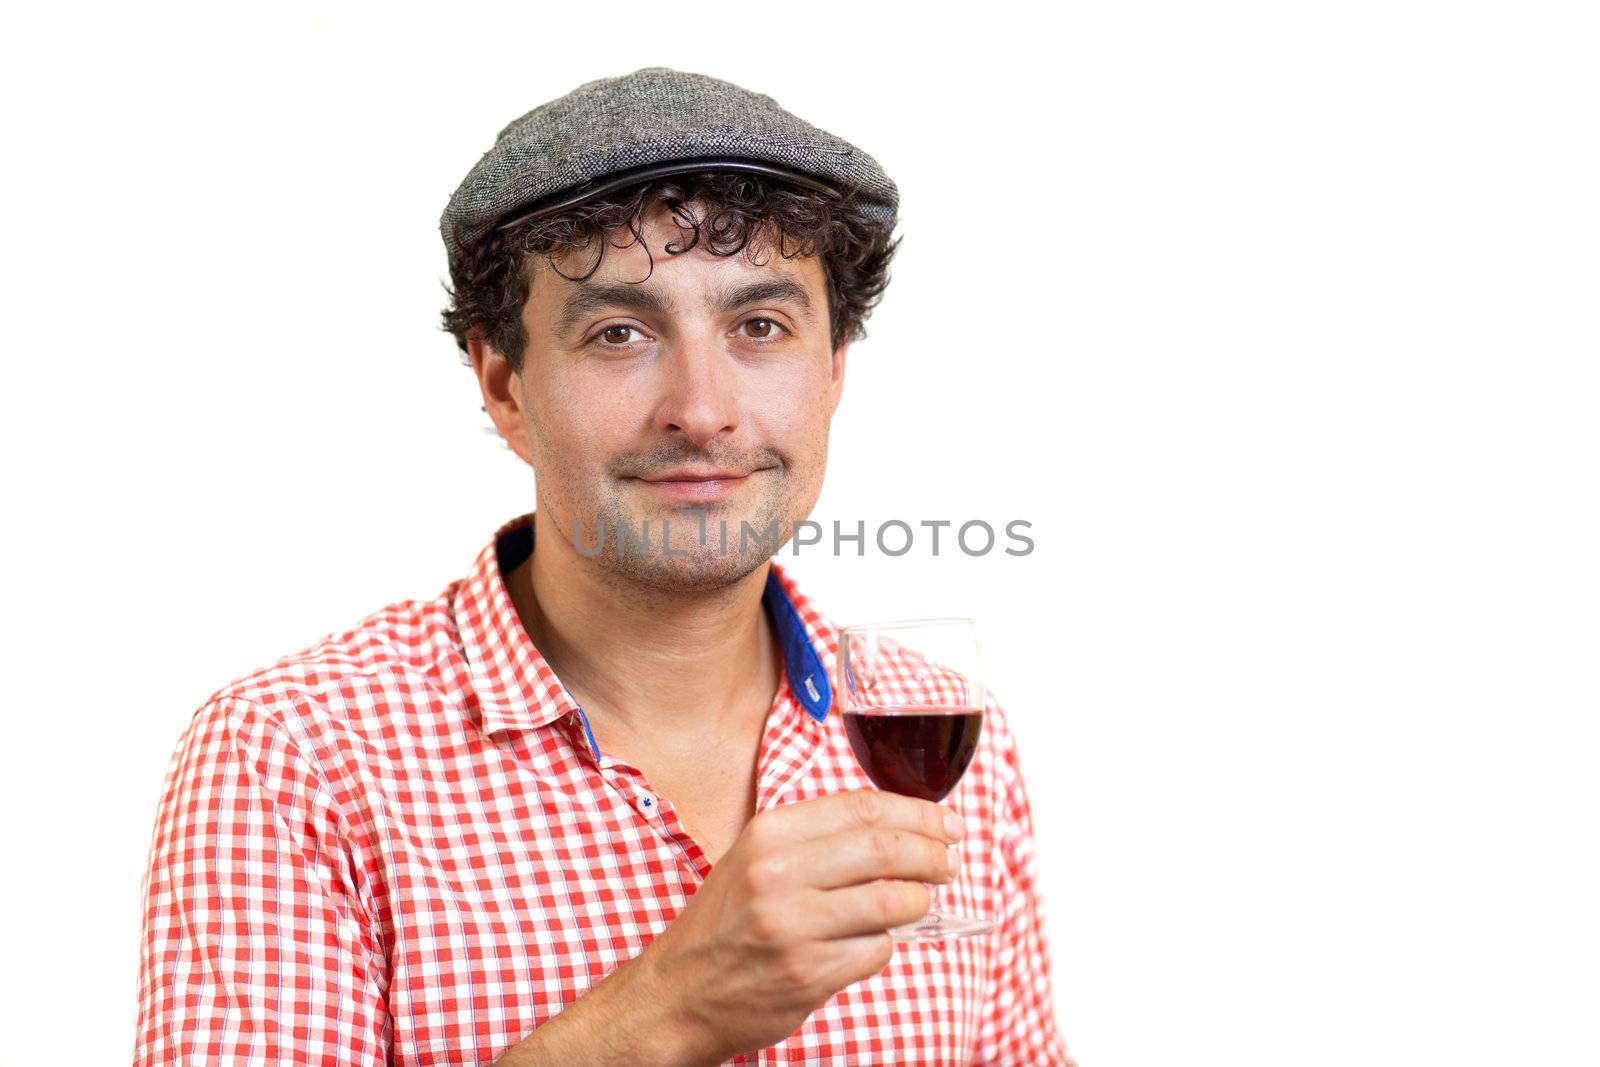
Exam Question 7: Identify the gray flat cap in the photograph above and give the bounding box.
[439,66,899,280]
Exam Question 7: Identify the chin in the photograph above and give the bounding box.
[597,545,770,593]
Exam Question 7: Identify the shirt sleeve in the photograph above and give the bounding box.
[974,698,1079,1067]
[133,695,388,1066]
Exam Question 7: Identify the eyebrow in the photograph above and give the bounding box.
[553,277,818,338]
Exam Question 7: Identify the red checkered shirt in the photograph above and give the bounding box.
[135,511,1076,1066]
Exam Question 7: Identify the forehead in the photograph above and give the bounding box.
[526,202,827,317]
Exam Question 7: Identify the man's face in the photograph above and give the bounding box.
[500,198,847,592]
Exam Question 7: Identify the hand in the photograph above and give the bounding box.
[634,789,963,1064]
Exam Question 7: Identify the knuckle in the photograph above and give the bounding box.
[887,881,929,925]
[908,880,933,916]
[867,828,900,865]
[873,882,911,926]
[745,900,787,946]
[850,790,885,826]
[870,933,895,971]
[875,886,901,926]
[778,946,815,988]
[741,854,786,897]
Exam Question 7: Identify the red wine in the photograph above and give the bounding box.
[843,706,984,802]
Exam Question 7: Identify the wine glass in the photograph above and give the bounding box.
[837,618,995,941]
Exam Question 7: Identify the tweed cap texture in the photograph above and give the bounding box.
[439,66,899,280]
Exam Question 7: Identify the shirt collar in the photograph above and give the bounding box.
[454,511,835,737]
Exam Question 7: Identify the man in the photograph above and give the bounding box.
[134,66,1076,1066]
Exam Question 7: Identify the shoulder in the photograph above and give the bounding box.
[179,586,468,790]
[206,588,460,705]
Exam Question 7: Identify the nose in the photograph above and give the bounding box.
[653,338,739,449]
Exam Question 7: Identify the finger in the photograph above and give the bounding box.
[816,931,897,988]
[789,880,934,941]
[758,789,961,847]
[783,825,959,891]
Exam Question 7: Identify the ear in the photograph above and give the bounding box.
[467,328,535,465]
[829,340,850,416]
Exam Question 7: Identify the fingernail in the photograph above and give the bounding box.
[946,844,962,877]
[944,812,965,840]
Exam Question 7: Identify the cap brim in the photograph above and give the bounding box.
[492,157,842,233]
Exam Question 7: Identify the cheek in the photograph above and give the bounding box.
[526,376,631,476]
[750,370,833,469]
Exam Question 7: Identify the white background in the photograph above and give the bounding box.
[2,2,1596,1064]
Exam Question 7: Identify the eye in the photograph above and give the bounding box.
[597,325,643,346]
[741,318,787,340]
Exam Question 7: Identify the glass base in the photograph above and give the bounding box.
[889,907,995,942]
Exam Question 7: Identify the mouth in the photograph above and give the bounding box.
[632,467,767,503]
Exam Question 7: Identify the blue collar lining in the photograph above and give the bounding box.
[763,570,832,723]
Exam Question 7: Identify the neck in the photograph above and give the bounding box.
[507,510,782,753]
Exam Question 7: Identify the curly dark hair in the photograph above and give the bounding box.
[438,170,901,375]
